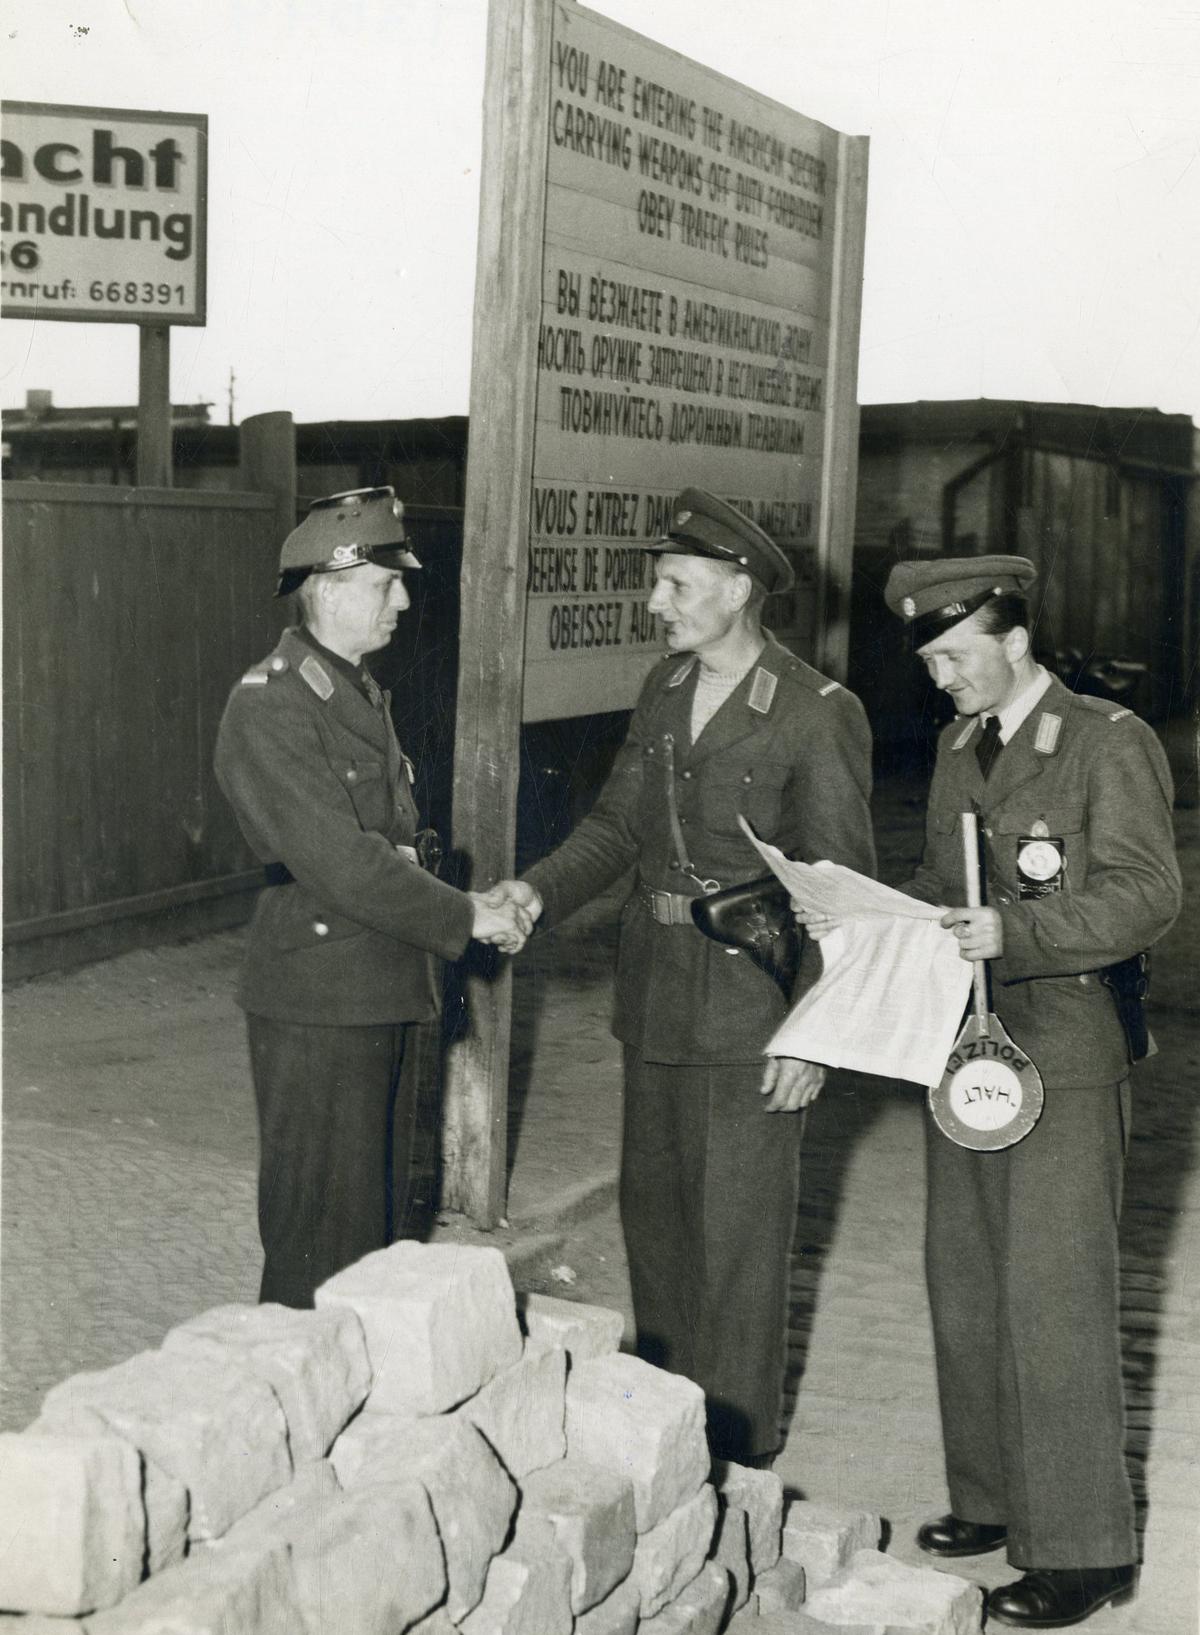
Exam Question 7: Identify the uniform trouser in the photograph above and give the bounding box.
[246,1015,413,1309]
[925,1076,1135,1568]
[620,1048,803,1462]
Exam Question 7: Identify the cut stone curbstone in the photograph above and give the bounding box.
[803,1549,983,1635]
[30,1413,188,1578]
[632,1483,718,1619]
[710,1498,752,1616]
[565,1353,709,1532]
[162,1302,371,1464]
[216,1457,337,1522]
[781,1499,882,1592]
[728,1612,885,1635]
[518,1292,625,1361]
[753,1555,808,1615]
[221,1461,445,1635]
[520,1457,636,1613]
[714,1460,784,1572]
[39,1349,291,1543]
[639,1561,731,1635]
[330,1413,516,1623]
[315,1242,521,1416]
[407,1613,458,1635]
[82,1537,301,1635]
[0,1618,88,1632]
[458,1515,573,1635]
[451,1343,566,1479]
[0,1432,143,1617]
[573,1577,641,1635]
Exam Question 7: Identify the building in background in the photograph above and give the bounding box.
[2,392,466,506]
[6,391,1195,753]
[848,400,1196,757]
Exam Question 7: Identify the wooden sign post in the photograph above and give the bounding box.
[444,0,869,1226]
[440,0,554,1226]
[137,323,173,488]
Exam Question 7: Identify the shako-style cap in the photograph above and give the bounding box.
[883,554,1037,645]
[644,487,794,595]
[276,486,422,597]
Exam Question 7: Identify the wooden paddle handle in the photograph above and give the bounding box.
[960,812,990,1027]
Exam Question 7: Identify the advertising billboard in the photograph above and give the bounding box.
[1,101,207,326]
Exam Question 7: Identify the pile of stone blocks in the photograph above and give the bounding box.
[0,1242,983,1633]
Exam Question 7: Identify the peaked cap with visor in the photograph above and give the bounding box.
[276,486,421,598]
[883,554,1037,646]
[642,487,795,595]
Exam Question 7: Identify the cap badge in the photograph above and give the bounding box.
[331,544,357,564]
[392,499,404,518]
[902,596,916,618]
[673,510,692,527]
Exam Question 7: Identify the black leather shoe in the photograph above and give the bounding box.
[987,1566,1136,1628]
[917,1512,1008,1557]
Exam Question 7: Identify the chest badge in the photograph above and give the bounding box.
[1016,835,1066,897]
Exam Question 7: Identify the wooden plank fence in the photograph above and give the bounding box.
[3,482,283,975]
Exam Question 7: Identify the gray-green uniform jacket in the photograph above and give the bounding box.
[525,635,876,1064]
[903,673,1182,1084]
[214,627,474,1026]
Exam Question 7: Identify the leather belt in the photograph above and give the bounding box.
[638,880,701,926]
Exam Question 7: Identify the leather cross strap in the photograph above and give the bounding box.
[660,732,720,894]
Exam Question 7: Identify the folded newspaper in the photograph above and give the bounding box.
[738,817,973,1087]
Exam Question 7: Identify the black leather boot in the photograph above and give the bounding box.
[986,1566,1136,1628]
[916,1512,1008,1557]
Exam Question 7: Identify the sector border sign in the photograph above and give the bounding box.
[1,101,207,326]
[520,2,867,722]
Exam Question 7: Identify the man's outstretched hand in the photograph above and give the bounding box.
[468,880,544,955]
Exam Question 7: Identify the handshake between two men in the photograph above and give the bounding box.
[466,879,545,957]
[467,878,823,1114]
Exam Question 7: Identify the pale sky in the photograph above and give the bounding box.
[3,0,1199,425]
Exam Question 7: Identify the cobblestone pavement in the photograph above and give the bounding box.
[3,772,1196,1631]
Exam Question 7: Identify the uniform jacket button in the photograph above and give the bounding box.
[668,860,680,870]
[346,768,358,782]
[741,773,753,784]
[313,921,329,937]
[681,770,693,780]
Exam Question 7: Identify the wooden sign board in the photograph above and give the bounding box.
[522,3,867,721]
[447,0,866,1225]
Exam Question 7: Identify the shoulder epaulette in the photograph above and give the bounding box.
[239,653,290,686]
[781,655,843,698]
[1071,693,1134,722]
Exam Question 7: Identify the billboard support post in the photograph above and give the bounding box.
[441,0,554,1227]
[137,322,172,488]
[813,133,870,682]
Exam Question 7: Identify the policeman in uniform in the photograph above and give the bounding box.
[880,556,1181,1627]
[214,487,526,1308]
[494,489,876,1465]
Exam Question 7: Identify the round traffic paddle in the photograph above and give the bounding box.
[928,811,1044,1150]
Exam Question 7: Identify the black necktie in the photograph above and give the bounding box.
[361,670,385,712]
[976,714,1003,779]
